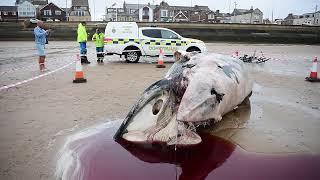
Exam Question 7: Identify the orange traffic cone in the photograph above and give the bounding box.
[73,54,87,83]
[306,57,320,82]
[156,48,166,68]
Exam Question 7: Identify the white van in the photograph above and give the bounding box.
[104,22,207,63]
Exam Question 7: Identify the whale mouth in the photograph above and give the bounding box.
[122,122,202,145]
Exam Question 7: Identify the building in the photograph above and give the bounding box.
[15,0,48,20]
[0,6,18,22]
[105,2,155,22]
[105,7,122,21]
[283,12,320,26]
[207,11,215,23]
[39,2,66,21]
[139,4,154,22]
[69,0,91,21]
[293,12,320,26]
[189,6,210,22]
[214,10,231,23]
[231,7,263,24]
[153,1,210,22]
[123,2,155,22]
[17,1,36,19]
[283,13,298,25]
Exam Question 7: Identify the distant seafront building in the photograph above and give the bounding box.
[15,0,48,20]
[153,1,210,22]
[69,0,91,21]
[17,1,36,19]
[39,2,66,21]
[231,7,263,24]
[283,11,320,26]
[293,12,320,26]
[105,2,155,22]
[0,6,18,22]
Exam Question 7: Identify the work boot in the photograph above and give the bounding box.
[81,56,86,64]
[83,56,91,64]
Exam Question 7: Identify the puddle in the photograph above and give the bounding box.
[56,120,320,180]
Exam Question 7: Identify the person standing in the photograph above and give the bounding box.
[92,28,105,63]
[34,21,50,71]
[77,22,90,64]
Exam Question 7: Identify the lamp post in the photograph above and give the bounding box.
[93,0,96,21]
[65,0,68,21]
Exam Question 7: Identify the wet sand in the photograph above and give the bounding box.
[0,41,319,179]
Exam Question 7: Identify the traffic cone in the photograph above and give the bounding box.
[73,54,87,83]
[306,57,320,82]
[156,48,166,68]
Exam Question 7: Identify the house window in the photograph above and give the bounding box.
[169,11,174,17]
[76,10,85,16]
[161,10,168,17]
[55,10,61,15]
[12,12,16,15]
[143,7,149,16]
[130,9,135,14]
[3,11,8,15]
[44,10,52,16]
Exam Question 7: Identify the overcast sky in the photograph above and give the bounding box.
[2,0,319,20]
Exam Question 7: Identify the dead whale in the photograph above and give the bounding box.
[114,51,253,145]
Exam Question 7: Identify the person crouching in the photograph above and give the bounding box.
[92,28,105,63]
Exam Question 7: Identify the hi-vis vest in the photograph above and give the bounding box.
[92,33,105,47]
[77,23,87,43]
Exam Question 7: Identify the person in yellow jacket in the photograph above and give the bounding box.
[77,22,90,64]
[92,28,105,63]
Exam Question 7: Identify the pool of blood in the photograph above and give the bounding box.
[64,123,320,180]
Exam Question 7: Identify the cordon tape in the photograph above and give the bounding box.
[0,62,74,91]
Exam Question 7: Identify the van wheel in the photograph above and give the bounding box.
[125,51,140,63]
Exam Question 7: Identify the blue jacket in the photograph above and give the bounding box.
[34,26,47,45]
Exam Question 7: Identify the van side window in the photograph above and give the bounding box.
[161,30,179,39]
[142,29,162,38]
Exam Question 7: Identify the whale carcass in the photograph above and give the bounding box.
[114,52,253,145]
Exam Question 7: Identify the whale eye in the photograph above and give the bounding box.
[152,99,163,115]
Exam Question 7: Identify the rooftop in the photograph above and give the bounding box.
[71,0,89,7]
[0,6,18,11]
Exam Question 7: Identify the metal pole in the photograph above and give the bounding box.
[93,0,96,21]
[65,0,68,21]
[314,5,318,25]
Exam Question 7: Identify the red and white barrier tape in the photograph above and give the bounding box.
[0,62,74,91]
